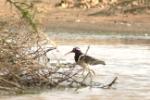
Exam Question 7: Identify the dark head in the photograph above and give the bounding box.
[66,47,82,62]
[65,47,82,55]
[71,47,81,53]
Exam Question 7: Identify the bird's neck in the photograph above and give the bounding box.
[74,51,83,62]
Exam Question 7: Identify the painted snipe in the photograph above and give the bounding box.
[66,47,106,75]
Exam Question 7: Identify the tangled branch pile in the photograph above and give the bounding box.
[0,28,116,94]
[0,0,118,95]
[0,0,94,94]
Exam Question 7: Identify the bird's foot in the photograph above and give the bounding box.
[89,69,95,76]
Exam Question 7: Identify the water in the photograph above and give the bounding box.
[48,32,150,45]
[1,44,150,100]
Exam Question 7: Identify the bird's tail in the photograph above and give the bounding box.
[98,60,106,65]
[95,60,106,65]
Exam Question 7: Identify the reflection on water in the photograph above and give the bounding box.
[1,45,150,100]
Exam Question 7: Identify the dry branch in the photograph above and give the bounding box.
[0,0,118,94]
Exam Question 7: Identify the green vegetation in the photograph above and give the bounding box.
[6,0,37,32]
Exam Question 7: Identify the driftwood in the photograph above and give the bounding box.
[99,76,118,89]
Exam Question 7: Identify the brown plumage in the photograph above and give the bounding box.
[78,54,106,66]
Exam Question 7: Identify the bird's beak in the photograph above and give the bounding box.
[64,51,73,56]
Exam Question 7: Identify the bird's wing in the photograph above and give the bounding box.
[79,55,106,65]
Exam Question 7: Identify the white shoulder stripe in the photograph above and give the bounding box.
[77,54,85,62]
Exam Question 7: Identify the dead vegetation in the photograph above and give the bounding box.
[0,0,117,94]
[56,0,150,15]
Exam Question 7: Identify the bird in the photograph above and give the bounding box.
[65,47,106,75]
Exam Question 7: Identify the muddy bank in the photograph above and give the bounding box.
[0,0,150,34]
[39,9,150,34]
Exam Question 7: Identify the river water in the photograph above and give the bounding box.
[1,33,150,100]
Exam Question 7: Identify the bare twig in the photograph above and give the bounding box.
[0,77,23,90]
[84,45,90,56]
[97,76,118,89]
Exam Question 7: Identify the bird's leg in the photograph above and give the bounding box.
[80,63,88,75]
[81,64,95,76]
[86,65,95,76]
[80,63,96,86]
[84,65,96,85]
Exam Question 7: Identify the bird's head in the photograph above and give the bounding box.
[71,47,81,53]
[65,47,82,55]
